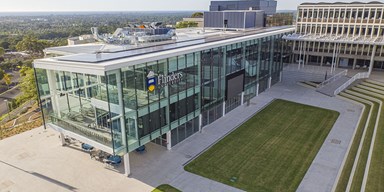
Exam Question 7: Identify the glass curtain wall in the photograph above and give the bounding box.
[119,52,201,152]
[201,47,225,127]
[35,68,114,148]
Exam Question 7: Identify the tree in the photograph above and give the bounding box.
[16,35,49,55]
[0,47,4,57]
[18,67,37,100]
[0,41,10,50]
[0,69,4,80]
[2,73,13,89]
[191,12,203,18]
[175,21,198,29]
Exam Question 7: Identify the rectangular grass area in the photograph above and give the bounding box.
[185,99,339,191]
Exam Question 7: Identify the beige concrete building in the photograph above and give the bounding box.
[284,2,384,74]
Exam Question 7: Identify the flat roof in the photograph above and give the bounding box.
[300,1,384,6]
[34,26,295,75]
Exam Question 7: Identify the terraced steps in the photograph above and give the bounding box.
[335,80,384,192]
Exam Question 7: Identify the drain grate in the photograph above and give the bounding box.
[331,139,341,145]
[185,155,192,158]
[347,109,355,112]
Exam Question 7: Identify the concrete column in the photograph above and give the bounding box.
[123,153,131,177]
[279,71,283,82]
[298,41,303,70]
[199,114,202,133]
[305,54,309,66]
[60,132,66,146]
[222,101,226,116]
[352,58,357,69]
[256,83,260,96]
[116,71,127,150]
[166,131,171,150]
[268,77,272,89]
[47,70,61,118]
[241,92,245,105]
[368,45,377,76]
[320,56,324,66]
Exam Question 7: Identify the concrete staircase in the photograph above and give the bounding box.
[316,76,351,97]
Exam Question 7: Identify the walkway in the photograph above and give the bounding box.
[317,76,351,96]
[130,75,362,192]
[0,71,365,192]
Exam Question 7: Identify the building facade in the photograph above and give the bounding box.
[209,0,277,15]
[284,2,384,73]
[34,26,293,175]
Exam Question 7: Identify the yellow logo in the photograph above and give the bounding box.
[147,71,156,92]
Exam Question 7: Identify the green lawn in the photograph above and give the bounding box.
[152,184,181,192]
[185,99,339,192]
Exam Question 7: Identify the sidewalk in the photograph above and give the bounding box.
[130,80,362,192]
[0,78,363,192]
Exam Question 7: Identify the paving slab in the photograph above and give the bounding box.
[0,71,365,192]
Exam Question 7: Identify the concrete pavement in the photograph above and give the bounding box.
[0,69,367,192]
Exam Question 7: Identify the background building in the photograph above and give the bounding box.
[209,0,277,15]
[284,2,384,74]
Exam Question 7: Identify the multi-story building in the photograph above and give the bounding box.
[284,2,384,74]
[209,0,277,15]
[34,25,293,175]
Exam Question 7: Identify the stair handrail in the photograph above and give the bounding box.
[333,72,370,95]
[317,69,348,88]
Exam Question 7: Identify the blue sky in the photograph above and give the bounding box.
[0,0,376,12]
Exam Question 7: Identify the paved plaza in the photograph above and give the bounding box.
[1,69,379,192]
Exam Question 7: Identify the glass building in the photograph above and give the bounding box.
[34,26,294,175]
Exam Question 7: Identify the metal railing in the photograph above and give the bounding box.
[317,69,348,88]
[334,72,370,95]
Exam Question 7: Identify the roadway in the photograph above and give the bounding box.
[0,86,22,117]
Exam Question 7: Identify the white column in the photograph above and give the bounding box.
[268,77,272,89]
[60,132,66,146]
[331,43,337,74]
[222,101,226,116]
[116,71,127,149]
[166,131,171,150]
[368,45,377,75]
[123,153,131,177]
[279,71,283,82]
[241,92,245,105]
[199,114,202,132]
[47,70,61,118]
[352,58,357,69]
[298,41,303,70]
[320,56,324,66]
[256,83,260,96]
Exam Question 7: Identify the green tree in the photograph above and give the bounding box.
[191,12,203,18]
[16,35,49,55]
[2,73,13,89]
[18,67,37,100]
[0,47,4,57]
[0,69,4,80]
[175,21,198,28]
[0,41,10,50]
